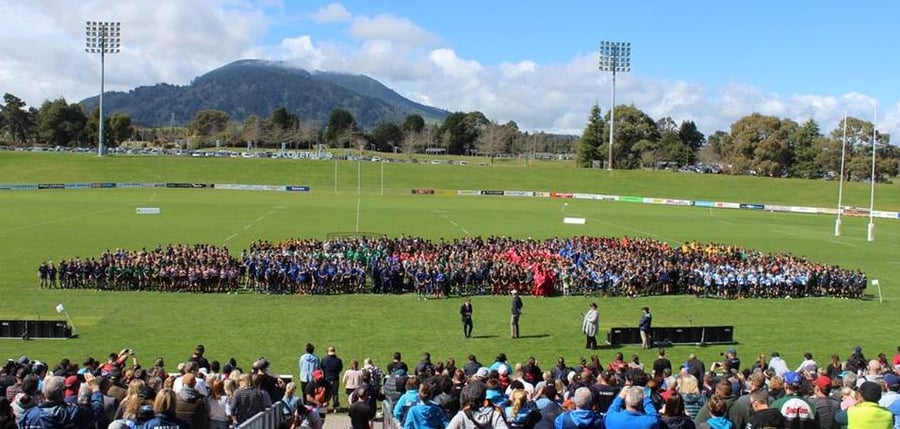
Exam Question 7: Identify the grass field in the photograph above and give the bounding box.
[0,152,897,378]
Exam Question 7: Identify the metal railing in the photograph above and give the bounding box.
[235,401,285,429]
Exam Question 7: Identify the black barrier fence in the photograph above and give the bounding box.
[0,320,72,339]
[606,326,734,346]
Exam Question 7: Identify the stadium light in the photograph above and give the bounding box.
[598,41,631,171]
[85,21,121,157]
[867,105,877,242]
[835,112,847,236]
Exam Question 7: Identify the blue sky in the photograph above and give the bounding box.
[1,1,896,136]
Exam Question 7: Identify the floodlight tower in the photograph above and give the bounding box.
[85,21,121,156]
[599,41,631,171]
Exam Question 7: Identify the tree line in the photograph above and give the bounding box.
[576,104,898,182]
[2,90,896,181]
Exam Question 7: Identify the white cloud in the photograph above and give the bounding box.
[3,1,899,141]
[350,14,440,48]
[312,3,351,23]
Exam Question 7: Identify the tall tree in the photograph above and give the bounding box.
[678,120,706,153]
[438,112,484,155]
[725,113,797,176]
[2,93,32,143]
[401,114,425,134]
[36,98,87,147]
[189,109,230,146]
[269,107,299,131]
[576,104,604,167]
[107,113,134,146]
[369,122,403,152]
[325,108,357,146]
[606,105,659,169]
[788,118,822,178]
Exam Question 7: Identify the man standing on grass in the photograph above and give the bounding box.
[510,289,523,339]
[638,307,652,349]
[460,298,473,338]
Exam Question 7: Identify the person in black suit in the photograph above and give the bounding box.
[460,298,473,338]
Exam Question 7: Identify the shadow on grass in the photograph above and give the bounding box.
[516,334,550,339]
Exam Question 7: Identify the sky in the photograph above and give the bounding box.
[1,0,899,138]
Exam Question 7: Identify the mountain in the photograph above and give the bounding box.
[80,59,449,129]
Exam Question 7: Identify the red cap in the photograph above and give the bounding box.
[312,369,324,380]
[815,375,832,391]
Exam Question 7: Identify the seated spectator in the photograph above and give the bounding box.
[19,375,103,429]
[746,390,783,429]
[698,395,732,429]
[145,388,190,429]
[834,381,893,428]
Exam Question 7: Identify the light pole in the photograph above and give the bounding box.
[85,21,121,156]
[867,105,877,242]
[599,41,631,171]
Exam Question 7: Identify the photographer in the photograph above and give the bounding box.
[603,385,659,429]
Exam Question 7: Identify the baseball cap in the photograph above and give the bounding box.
[770,352,780,357]
[883,373,899,391]
[783,371,801,386]
[475,367,489,379]
[853,346,862,353]
[312,369,324,380]
[726,348,737,355]
[815,375,832,391]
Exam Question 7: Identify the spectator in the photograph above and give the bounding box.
[698,395,732,429]
[281,382,302,419]
[653,348,672,379]
[348,386,375,429]
[305,370,330,420]
[877,373,899,427]
[0,397,15,429]
[175,373,209,429]
[387,352,409,377]
[694,381,749,429]
[298,344,320,395]
[343,360,365,403]
[834,381,893,428]
[321,347,343,412]
[809,375,840,429]
[446,381,508,429]
[230,373,272,426]
[463,355,483,379]
[207,379,230,429]
[11,374,39,423]
[19,375,103,429]
[287,403,323,429]
[770,371,818,428]
[677,374,706,420]
[604,385,659,429]
[796,353,817,374]
[403,382,449,429]
[746,390,783,429]
[659,392,695,429]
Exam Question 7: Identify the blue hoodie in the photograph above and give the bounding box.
[553,409,604,429]
[298,353,320,383]
[18,394,103,429]
[402,401,449,429]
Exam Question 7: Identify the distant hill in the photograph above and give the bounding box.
[80,59,450,129]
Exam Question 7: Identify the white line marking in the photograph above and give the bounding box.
[589,217,675,243]
[461,228,470,235]
[243,224,252,230]
[772,230,798,236]
[256,216,265,222]
[829,240,858,247]
[449,221,458,226]
[225,233,237,242]
[0,208,120,235]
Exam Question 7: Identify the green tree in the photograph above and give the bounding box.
[438,112,484,155]
[2,93,32,143]
[108,113,134,146]
[788,119,822,178]
[401,114,425,134]
[369,122,403,152]
[725,113,797,176]
[576,104,604,167]
[606,105,659,169]
[678,120,706,154]
[269,107,299,131]
[189,109,230,147]
[325,108,357,145]
[36,98,87,147]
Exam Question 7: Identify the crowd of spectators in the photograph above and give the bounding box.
[40,236,868,299]
[2,345,898,429]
